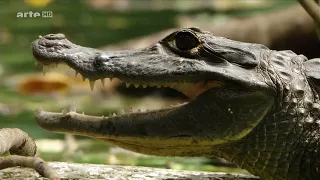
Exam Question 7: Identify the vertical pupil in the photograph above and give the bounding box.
[175,31,199,51]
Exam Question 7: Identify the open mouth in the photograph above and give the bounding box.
[30,32,230,154]
[35,59,223,114]
[39,61,223,99]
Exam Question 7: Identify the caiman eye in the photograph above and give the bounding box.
[175,31,200,51]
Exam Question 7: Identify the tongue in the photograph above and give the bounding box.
[170,81,223,100]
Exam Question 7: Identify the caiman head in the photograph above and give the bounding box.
[31,28,320,179]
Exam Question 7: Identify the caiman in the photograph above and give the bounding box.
[31,27,320,180]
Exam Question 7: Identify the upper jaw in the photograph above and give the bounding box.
[31,33,267,92]
[31,34,207,83]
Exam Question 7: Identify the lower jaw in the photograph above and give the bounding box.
[104,138,214,157]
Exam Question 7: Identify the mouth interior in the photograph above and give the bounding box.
[35,58,223,114]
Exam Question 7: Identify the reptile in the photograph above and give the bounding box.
[31,27,320,180]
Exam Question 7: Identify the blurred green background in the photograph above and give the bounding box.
[0,0,298,174]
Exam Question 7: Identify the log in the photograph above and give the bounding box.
[0,162,259,180]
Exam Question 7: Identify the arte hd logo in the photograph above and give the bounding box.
[16,11,53,18]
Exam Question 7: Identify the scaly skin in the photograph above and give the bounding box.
[31,28,320,180]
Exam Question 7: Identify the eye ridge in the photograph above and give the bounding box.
[175,31,200,51]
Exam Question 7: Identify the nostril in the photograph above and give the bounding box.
[95,53,112,61]
[100,54,111,61]
[95,53,118,61]
[93,53,113,68]
[43,33,65,40]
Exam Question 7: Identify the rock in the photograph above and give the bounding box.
[0,162,260,180]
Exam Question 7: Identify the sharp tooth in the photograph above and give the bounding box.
[119,109,125,115]
[75,71,79,77]
[62,109,67,115]
[101,115,105,119]
[110,77,113,82]
[113,113,117,117]
[142,84,147,88]
[82,112,85,115]
[70,102,76,112]
[101,78,105,87]
[134,84,139,88]
[89,80,95,91]
[43,65,50,75]
[125,83,130,88]
[49,64,57,69]
[82,76,86,82]
[126,107,133,113]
